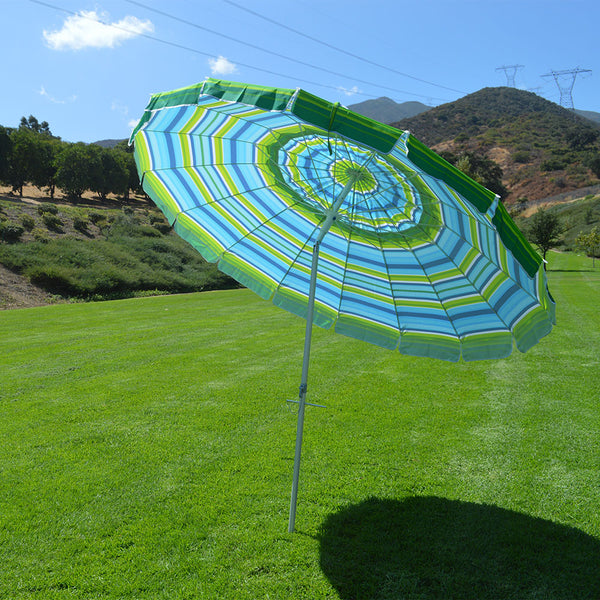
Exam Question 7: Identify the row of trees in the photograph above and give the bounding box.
[0,116,141,201]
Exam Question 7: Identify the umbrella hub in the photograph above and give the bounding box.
[332,160,377,194]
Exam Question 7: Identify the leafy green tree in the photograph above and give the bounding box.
[575,226,600,268]
[94,147,129,200]
[565,127,599,150]
[0,126,12,183]
[586,154,600,179]
[55,143,98,201]
[29,137,62,198]
[526,208,564,266]
[441,150,508,199]
[19,115,52,135]
[5,128,36,196]
[115,140,142,199]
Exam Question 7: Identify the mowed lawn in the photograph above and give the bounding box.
[1,251,599,599]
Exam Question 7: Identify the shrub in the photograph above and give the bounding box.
[0,221,24,243]
[540,158,566,172]
[89,212,105,224]
[42,213,63,232]
[37,203,58,215]
[152,222,171,234]
[513,151,531,164]
[73,216,89,233]
[32,228,50,243]
[20,214,35,231]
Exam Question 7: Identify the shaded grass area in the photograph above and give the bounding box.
[0,252,599,598]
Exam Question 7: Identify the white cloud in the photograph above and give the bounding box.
[43,10,154,51]
[38,85,76,104]
[338,85,361,97]
[208,56,237,76]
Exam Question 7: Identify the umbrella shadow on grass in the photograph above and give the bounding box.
[318,496,600,600]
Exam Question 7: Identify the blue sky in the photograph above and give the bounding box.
[2,0,598,143]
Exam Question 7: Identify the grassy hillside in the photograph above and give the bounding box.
[393,87,600,204]
[0,194,238,306]
[0,251,598,598]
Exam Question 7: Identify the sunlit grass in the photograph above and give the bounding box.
[0,252,599,598]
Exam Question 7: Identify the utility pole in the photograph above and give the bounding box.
[541,67,592,109]
[496,64,524,87]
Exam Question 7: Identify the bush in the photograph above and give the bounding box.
[540,158,566,172]
[0,221,24,243]
[20,214,35,231]
[513,151,531,164]
[42,213,63,232]
[37,203,58,215]
[73,216,88,233]
[152,222,172,234]
[32,228,50,243]
[89,212,105,225]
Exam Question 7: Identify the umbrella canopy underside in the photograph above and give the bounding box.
[131,78,555,362]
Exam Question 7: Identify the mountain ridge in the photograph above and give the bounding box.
[347,96,431,124]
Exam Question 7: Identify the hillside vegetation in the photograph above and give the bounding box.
[0,192,238,308]
[393,87,600,203]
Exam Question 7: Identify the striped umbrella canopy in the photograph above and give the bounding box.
[130,78,555,531]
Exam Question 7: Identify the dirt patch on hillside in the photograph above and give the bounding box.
[0,263,61,310]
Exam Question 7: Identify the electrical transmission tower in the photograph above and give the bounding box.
[496,64,524,87]
[541,67,592,109]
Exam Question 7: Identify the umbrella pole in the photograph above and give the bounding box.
[288,174,359,533]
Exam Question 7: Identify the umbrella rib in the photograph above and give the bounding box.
[283,113,334,210]
[392,223,465,346]
[359,160,543,315]
[390,197,517,338]
[359,203,404,344]
[408,178,545,312]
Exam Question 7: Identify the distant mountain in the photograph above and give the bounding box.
[575,109,600,125]
[93,138,127,149]
[391,87,600,203]
[348,97,431,124]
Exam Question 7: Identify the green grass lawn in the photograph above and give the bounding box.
[1,251,599,599]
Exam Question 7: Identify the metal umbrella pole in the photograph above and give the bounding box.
[288,172,360,533]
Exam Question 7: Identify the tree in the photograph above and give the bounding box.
[115,140,142,200]
[5,128,36,196]
[0,126,12,183]
[440,150,508,199]
[19,115,52,136]
[29,136,62,198]
[55,143,98,201]
[586,153,600,179]
[565,127,599,150]
[526,208,564,266]
[575,226,600,268]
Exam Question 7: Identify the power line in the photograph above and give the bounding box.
[28,0,390,100]
[223,0,467,96]
[125,0,447,102]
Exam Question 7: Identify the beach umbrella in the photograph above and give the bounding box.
[130,78,555,532]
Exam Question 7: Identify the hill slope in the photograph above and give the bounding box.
[576,109,600,125]
[392,87,600,203]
